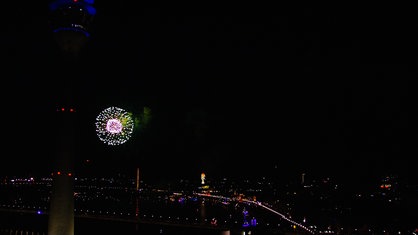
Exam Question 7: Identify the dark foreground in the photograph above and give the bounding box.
[0,211,281,235]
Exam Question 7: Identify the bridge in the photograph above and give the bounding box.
[195,193,316,234]
[0,192,317,235]
[0,177,323,234]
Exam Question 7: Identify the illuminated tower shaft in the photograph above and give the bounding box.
[48,108,76,235]
[47,1,95,235]
[48,54,80,235]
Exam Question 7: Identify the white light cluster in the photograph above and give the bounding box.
[95,106,134,145]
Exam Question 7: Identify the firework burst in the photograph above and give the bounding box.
[95,106,134,145]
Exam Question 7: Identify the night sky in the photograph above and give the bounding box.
[2,3,417,184]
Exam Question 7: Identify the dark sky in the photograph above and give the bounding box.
[2,3,418,184]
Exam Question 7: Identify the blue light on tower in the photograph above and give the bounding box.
[49,0,96,37]
[49,0,96,14]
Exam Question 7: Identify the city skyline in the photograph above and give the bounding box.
[2,3,417,185]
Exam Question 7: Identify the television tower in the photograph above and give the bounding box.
[47,1,96,235]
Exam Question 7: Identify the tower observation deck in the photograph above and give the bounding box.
[48,0,96,57]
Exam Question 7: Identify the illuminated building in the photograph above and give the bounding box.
[199,172,211,193]
[201,172,206,185]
